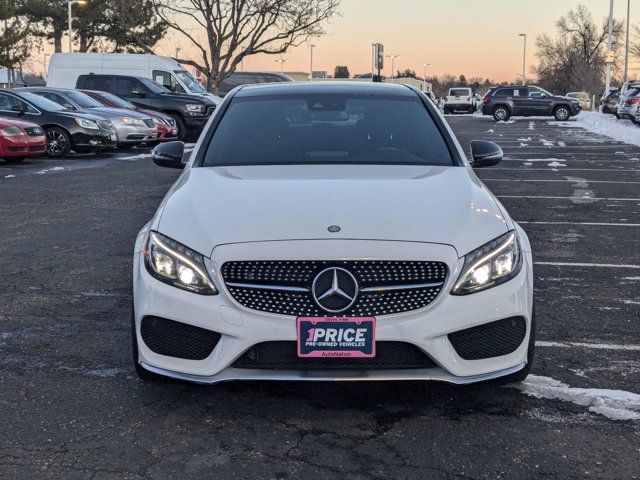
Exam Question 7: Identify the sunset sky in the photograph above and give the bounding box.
[153,0,640,82]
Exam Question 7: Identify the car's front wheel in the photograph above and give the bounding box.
[492,106,510,121]
[45,127,71,158]
[553,106,571,121]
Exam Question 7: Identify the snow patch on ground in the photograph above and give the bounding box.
[547,161,566,167]
[567,112,640,147]
[4,175,15,179]
[512,375,640,421]
[517,137,532,142]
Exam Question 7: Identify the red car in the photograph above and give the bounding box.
[0,117,47,163]
[80,90,179,142]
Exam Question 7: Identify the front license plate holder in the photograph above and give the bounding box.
[297,317,376,358]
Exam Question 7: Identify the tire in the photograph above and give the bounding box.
[485,307,537,386]
[468,105,475,114]
[492,105,510,122]
[170,115,187,141]
[3,156,25,164]
[45,127,71,158]
[553,106,571,121]
[131,308,165,382]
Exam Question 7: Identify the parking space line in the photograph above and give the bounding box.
[534,261,640,269]
[518,221,640,227]
[499,195,640,201]
[487,168,640,172]
[484,179,640,184]
[536,341,640,351]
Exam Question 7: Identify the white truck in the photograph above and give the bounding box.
[444,87,475,114]
[46,53,221,104]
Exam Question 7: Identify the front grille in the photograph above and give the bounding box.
[221,260,448,317]
[30,145,46,152]
[233,341,437,370]
[140,316,221,360]
[448,317,527,360]
[7,146,27,152]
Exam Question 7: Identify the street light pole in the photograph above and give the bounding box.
[310,44,315,81]
[605,0,614,95]
[518,33,527,85]
[386,55,399,79]
[422,63,432,92]
[67,0,87,53]
[624,0,631,83]
[274,58,288,74]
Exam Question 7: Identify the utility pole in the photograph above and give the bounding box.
[624,0,631,82]
[386,55,399,79]
[310,44,315,81]
[518,33,527,85]
[422,63,432,92]
[67,1,87,53]
[605,0,615,95]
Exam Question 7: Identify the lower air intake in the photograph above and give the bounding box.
[232,341,437,370]
[140,316,221,360]
[448,317,527,360]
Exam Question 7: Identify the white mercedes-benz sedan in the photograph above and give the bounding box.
[132,82,535,385]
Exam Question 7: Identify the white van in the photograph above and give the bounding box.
[47,53,221,104]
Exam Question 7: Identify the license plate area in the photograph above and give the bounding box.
[297,317,376,358]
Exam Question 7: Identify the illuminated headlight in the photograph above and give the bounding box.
[144,231,218,295]
[185,103,204,113]
[0,126,24,137]
[75,118,100,130]
[451,231,522,295]
[119,116,146,127]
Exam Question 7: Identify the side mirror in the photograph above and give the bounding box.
[152,141,185,169]
[131,90,147,98]
[470,140,503,168]
[11,104,25,115]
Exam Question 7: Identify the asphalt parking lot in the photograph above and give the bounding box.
[1,115,639,479]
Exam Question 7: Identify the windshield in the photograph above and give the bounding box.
[64,91,104,109]
[174,70,205,93]
[450,89,470,96]
[96,92,135,109]
[140,78,170,94]
[20,92,67,112]
[203,94,453,167]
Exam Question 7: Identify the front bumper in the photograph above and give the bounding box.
[115,125,158,144]
[0,136,46,157]
[133,238,534,384]
[72,129,118,149]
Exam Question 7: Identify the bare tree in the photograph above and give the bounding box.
[533,4,623,94]
[149,0,340,92]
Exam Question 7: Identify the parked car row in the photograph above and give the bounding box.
[600,81,640,125]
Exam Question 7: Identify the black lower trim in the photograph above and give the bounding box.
[140,316,221,360]
[448,317,527,360]
[233,341,437,371]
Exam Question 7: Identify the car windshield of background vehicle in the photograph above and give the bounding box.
[98,92,136,109]
[19,92,67,112]
[203,94,454,167]
[140,78,170,94]
[65,91,105,109]
[174,70,206,93]
[450,89,469,96]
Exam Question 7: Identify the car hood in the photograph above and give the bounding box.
[159,92,216,105]
[0,117,39,129]
[82,107,151,120]
[136,108,171,121]
[56,110,109,122]
[156,165,510,258]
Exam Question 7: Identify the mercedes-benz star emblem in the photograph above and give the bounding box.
[312,267,358,313]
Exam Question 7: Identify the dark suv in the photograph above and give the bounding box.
[75,74,216,140]
[482,85,581,121]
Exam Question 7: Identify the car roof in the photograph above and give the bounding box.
[234,81,416,98]
[78,73,149,81]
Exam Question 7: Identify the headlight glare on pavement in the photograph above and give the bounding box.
[452,231,522,295]
[145,231,218,295]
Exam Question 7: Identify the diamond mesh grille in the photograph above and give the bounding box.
[221,260,448,316]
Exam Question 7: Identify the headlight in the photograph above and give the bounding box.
[144,231,218,295]
[451,231,522,295]
[185,103,204,113]
[75,118,99,130]
[0,126,24,137]
[119,116,146,126]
